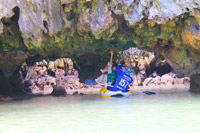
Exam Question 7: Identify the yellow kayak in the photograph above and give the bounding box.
[100,87,133,98]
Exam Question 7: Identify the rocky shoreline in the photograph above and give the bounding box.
[0,47,191,101]
[0,85,190,101]
[14,48,190,97]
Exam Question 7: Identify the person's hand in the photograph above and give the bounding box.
[110,50,114,56]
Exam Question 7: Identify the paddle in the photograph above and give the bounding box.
[85,79,156,95]
[129,89,156,95]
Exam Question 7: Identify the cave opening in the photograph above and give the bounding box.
[75,52,107,83]
[0,67,27,97]
[146,56,173,77]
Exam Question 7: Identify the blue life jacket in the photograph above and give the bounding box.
[123,66,134,75]
[110,65,133,92]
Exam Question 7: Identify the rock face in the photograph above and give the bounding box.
[0,0,63,46]
[0,0,200,91]
[20,58,102,95]
[121,47,155,71]
[1,0,199,44]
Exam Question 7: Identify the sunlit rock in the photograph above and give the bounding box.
[111,0,199,25]
[20,58,102,95]
[0,0,63,46]
[122,47,155,71]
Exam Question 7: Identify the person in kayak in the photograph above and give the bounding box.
[110,60,134,92]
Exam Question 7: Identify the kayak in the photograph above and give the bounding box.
[100,87,133,98]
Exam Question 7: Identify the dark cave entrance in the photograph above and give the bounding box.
[0,68,27,97]
[145,56,173,77]
[75,52,108,83]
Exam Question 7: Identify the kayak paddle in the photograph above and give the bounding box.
[85,79,156,95]
[129,89,156,95]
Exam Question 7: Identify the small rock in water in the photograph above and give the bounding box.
[80,93,85,96]
[73,91,79,95]
[51,86,67,96]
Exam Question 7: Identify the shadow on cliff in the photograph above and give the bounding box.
[190,74,200,92]
[0,69,28,97]
[75,52,108,82]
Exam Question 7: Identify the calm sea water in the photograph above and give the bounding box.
[0,93,200,133]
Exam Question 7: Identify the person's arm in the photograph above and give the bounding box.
[101,50,114,73]
[100,62,109,73]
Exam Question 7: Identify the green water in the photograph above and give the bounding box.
[0,93,200,133]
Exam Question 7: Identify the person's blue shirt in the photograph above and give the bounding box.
[110,65,133,92]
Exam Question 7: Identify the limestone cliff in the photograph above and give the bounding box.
[0,0,200,91]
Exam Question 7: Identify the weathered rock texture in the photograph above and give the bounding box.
[0,0,200,91]
[20,58,102,95]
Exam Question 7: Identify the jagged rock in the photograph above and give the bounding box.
[43,85,54,95]
[34,65,47,76]
[19,57,100,95]
[132,70,146,86]
[143,77,153,86]
[78,0,117,39]
[183,77,190,85]
[161,73,175,85]
[55,69,65,77]
[110,0,199,25]
[24,67,37,81]
[122,47,155,71]
[48,61,56,72]
[142,72,190,87]
[55,59,65,68]
[29,75,56,95]
[0,0,63,45]
[64,58,74,73]
[56,75,82,95]
[35,60,48,66]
